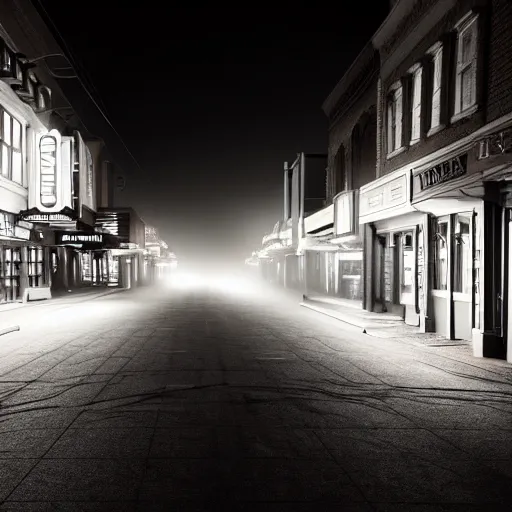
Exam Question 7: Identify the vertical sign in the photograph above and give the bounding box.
[39,134,57,207]
[86,145,93,200]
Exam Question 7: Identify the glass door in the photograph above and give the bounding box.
[400,232,415,306]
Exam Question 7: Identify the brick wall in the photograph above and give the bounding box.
[378,0,490,177]
[486,0,512,122]
[326,79,378,201]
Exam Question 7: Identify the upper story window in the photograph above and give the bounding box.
[453,12,479,121]
[408,64,423,144]
[427,42,444,135]
[387,82,403,156]
[0,108,23,185]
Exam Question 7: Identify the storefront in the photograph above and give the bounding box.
[299,203,334,297]
[110,244,145,289]
[51,230,123,290]
[359,168,424,325]
[410,150,481,342]
[470,123,512,361]
[330,190,364,305]
[0,211,51,303]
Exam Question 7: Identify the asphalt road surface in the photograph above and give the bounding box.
[0,272,511,511]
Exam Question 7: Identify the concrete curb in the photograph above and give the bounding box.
[300,301,406,337]
[0,325,20,337]
[300,302,368,333]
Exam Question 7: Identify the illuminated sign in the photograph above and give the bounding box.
[39,134,58,207]
[59,233,103,243]
[86,146,93,199]
[22,213,74,222]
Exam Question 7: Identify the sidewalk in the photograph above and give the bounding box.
[0,286,125,333]
[301,294,469,348]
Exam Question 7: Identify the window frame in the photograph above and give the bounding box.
[433,217,449,293]
[452,11,479,123]
[453,213,472,298]
[408,63,423,144]
[426,41,445,137]
[0,107,24,186]
[386,81,405,158]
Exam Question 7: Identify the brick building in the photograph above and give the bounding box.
[298,43,380,303]
[358,0,512,361]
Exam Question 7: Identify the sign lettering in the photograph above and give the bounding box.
[60,233,102,243]
[22,213,73,222]
[40,135,57,207]
[416,154,468,192]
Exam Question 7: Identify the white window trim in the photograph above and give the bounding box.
[426,41,445,137]
[386,81,404,158]
[452,12,479,124]
[408,63,423,144]
[0,106,26,187]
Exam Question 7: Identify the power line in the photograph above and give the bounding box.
[32,0,151,183]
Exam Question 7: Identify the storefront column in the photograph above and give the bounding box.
[303,251,309,297]
[363,223,375,312]
[20,246,29,302]
[474,189,506,358]
[423,215,435,333]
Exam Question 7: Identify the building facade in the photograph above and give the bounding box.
[0,0,152,303]
[95,207,146,289]
[0,40,54,303]
[256,153,327,290]
[301,42,379,307]
[359,0,512,361]
[144,225,177,283]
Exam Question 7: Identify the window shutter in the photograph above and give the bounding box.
[411,69,422,140]
[395,87,403,150]
[431,48,443,128]
[387,100,394,154]
[454,14,479,116]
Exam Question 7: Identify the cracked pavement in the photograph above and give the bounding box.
[0,274,511,511]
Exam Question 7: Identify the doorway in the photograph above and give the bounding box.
[432,212,474,340]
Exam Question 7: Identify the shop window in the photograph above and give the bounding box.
[0,247,21,302]
[401,233,415,302]
[452,12,479,121]
[81,252,92,281]
[28,247,45,287]
[434,219,448,290]
[453,215,471,295]
[0,108,23,185]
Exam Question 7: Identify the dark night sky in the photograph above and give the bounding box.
[37,2,389,264]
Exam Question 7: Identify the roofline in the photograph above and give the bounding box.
[321,41,376,117]
[372,0,417,49]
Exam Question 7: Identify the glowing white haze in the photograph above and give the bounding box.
[167,267,263,297]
